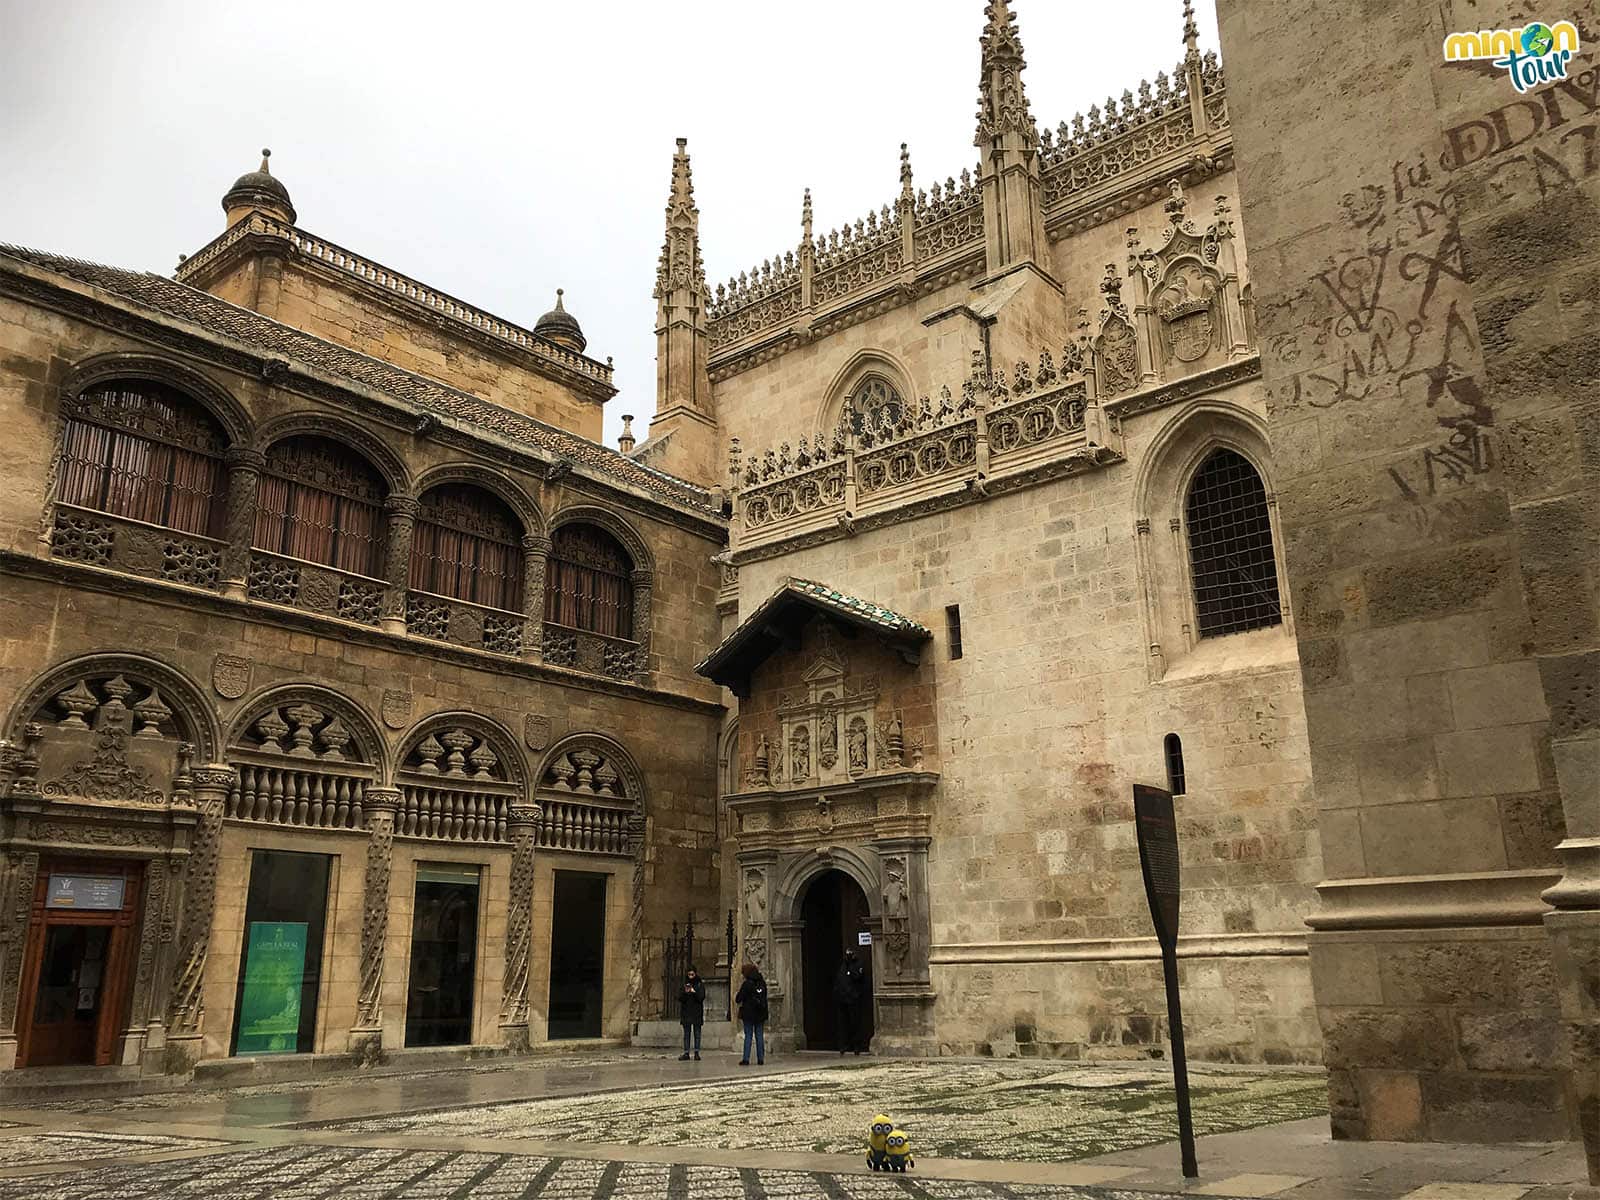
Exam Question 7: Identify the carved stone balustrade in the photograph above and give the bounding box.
[405,590,525,657]
[535,797,631,855]
[395,778,514,842]
[245,549,385,626]
[225,757,372,831]
[540,622,641,682]
[50,504,226,592]
[733,350,1118,560]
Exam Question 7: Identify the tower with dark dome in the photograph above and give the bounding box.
[222,148,296,228]
[534,289,587,353]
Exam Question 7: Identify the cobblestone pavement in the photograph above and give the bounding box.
[0,1130,223,1166]
[0,1145,1188,1199]
[328,1061,1328,1162]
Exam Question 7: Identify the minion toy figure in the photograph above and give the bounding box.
[885,1128,914,1172]
[866,1114,894,1170]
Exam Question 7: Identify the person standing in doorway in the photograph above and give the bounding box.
[735,962,768,1065]
[833,948,867,1055]
[678,965,705,1061]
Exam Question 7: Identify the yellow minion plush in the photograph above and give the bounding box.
[866,1114,894,1170]
[885,1128,914,1172]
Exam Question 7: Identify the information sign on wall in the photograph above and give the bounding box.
[45,875,126,911]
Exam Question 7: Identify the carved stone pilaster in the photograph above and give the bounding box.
[380,497,419,634]
[630,568,654,680]
[220,448,265,599]
[520,535,551,662]
[165,764,232,1060]
[353,787,399,1053]
[498,803,541,1050]
[0,850,40,1061]
[627,812,648,1022]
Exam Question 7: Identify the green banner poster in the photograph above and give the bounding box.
[235,922,308,1055]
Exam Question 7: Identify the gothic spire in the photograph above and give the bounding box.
[899,143,915,204]
[1182,0,1202,67]
[975,0,1035,148]
[802,187,814,243]
[655,137,704,300]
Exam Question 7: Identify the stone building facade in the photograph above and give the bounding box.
[0,155,725,1073]
[686,2,1322,1068]
[0,0,1591,1175]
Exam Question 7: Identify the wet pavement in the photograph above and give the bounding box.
[0,1051,1590,1198]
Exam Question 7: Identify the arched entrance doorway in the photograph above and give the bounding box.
[800,869,874,1051]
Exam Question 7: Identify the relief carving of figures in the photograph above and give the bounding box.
[882,859,911,967]
[847,717,869,775]
[743,870,767,934]
[789,725,811,782]
[819,712,838,770]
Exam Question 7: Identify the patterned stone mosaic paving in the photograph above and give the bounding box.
[0,1146,1195,1199]
[329,1062,1329,1162]
[0,1129,223,1166]
[26,1056,641,1114]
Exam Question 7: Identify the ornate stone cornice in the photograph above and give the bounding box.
[0,260,726,543]
[1102,353,1260,421]
[729,445,1124,568]
[0,549,725,718]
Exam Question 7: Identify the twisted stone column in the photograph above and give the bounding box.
[499,803,541,1051]
[630,568,654,680]
[520,535,551,662]
[220,448,265,599]
[380,497,419,635]
[352,787,399,1059]
[165,763,233,1071]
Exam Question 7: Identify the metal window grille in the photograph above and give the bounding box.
[58,382,227,539]
[1164,733,1187,796]
[1184,448,1282,638]
[945,604,963,660]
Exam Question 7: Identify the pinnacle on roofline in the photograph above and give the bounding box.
[1182,0,1201,65]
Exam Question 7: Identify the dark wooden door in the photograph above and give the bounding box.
[800,870,874,1050]
[15,862,141,1068]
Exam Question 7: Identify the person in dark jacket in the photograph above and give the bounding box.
[833,948,867,1055]
[734,962,768,1065]
[678,966,706,1060]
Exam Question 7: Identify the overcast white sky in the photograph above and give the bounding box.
[0,0,1218,448]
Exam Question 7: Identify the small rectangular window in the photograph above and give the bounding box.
[946,604,963,661]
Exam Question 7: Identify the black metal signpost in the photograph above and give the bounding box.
[1133,783,1198,1179]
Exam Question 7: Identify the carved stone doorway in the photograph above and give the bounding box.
[15,860,143,1068]
[799,869,873,1051]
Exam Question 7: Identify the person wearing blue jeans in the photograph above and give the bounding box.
[677,966,705,1061]
[734,962,768,1065]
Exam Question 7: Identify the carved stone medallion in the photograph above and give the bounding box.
[212,653,250,700]
[380,689,412,731]
[524,714,551,752]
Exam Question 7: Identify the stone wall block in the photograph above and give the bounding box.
[1420,1069,1572,1143]
[1378,941,1558,1010]
[1319,1008,1454,1071]
[1355,1069,1426,1141]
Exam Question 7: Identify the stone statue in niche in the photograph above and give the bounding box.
[883,859,911,965]
[847,716,869,774]
[790,725,811,782]
[819,712,838,770]
[744,870,767,934]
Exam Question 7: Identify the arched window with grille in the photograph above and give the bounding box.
[409,484,524,612]
[848,374,905,436]
[1184,448,1283,638]
[57,380,228,538]
[253,436,387,578]
[544,523,633,639]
